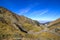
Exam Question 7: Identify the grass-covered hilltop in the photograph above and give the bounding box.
[0,7,60,40]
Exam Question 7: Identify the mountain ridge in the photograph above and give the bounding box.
[0,7,60,40]
[0,7,42,40]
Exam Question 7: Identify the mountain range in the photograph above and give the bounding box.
[0,7,60,40]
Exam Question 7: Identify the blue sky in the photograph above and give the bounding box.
[0,0,60,22]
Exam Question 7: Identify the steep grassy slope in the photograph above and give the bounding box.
[0,7,60,40]
[0,7,43,40]
[48,18,60,35]
[48,18,60,26]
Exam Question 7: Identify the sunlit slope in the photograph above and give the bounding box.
[0,7,60,40]
[0,7,43,40]
[0,21,27,40]
[48,18,60,26]
[48,18,60,34]
[39,32,60,40]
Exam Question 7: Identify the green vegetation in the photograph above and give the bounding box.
[0,7,60,40]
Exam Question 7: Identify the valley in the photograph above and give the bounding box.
[0,7,60,40]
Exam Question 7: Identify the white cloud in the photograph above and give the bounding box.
[30,10,48,16]
[40,10,48,15]
[28,10,49,21]
[16,2,40,15]
[17,8,31,15]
